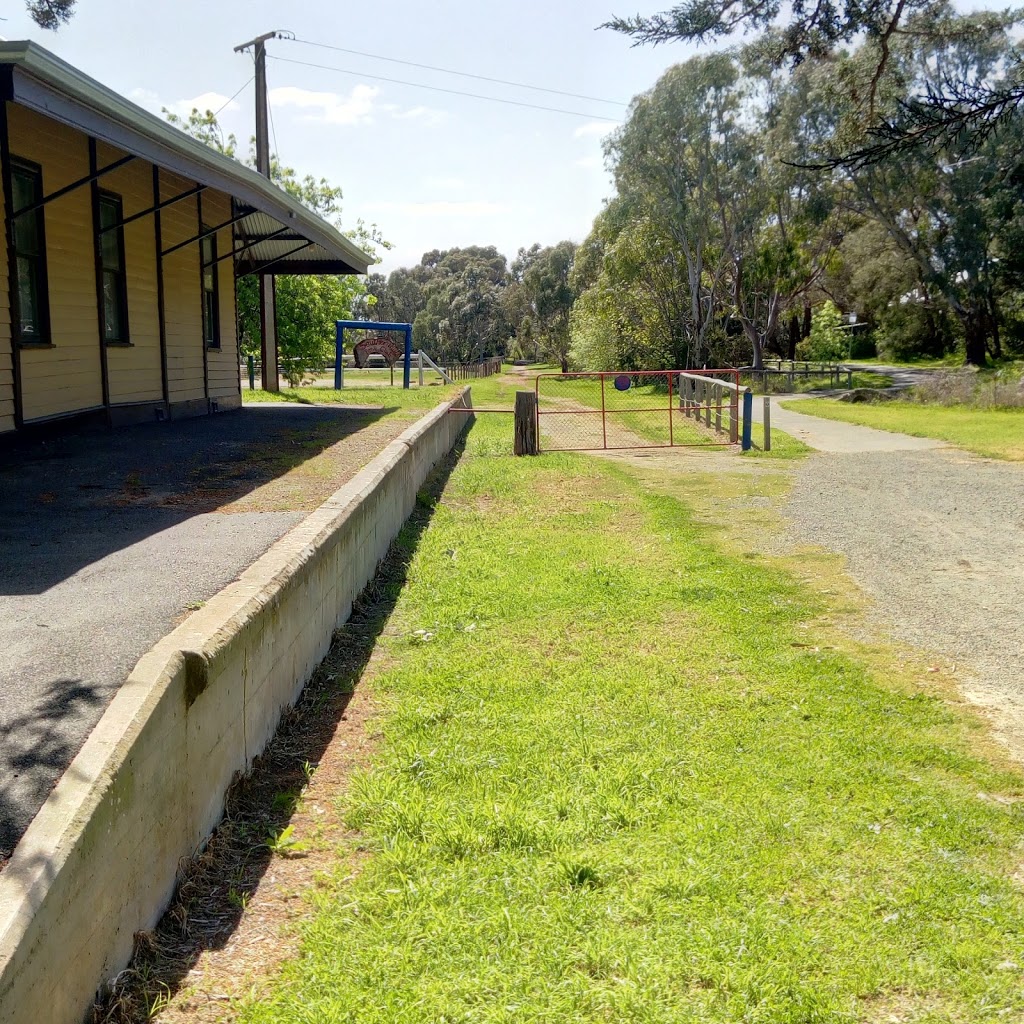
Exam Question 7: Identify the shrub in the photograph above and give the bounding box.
[798,301,848,361]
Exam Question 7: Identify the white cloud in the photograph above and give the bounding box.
[129,88,239,118]
[171,92,238,117]
[365,200,506,218]
[575,155,603,170]
[129,87,160,110]
[574,120,618,139]
[269,84,379,125]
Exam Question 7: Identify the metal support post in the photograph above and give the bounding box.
[741,390,753,451]
[334,322,344,390]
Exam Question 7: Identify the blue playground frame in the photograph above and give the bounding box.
[335,320,413,390]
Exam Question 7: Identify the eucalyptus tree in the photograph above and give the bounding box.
[607,54,741,367]
[605,1,1024,164]
[801,13,1024,363]
[570,200,697,370]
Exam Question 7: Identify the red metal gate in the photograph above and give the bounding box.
[535,370,741,452]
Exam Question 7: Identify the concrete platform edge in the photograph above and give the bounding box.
[0,388,473,1024]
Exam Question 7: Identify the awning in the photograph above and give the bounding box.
[0,41,372,276]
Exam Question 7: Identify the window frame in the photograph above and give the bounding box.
[9,158,51,348]
[200,229,220,350]
[97,190,130,346]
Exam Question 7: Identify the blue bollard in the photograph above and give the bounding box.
[741,390,753,451]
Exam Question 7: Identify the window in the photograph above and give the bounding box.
[201,232,220,348]
[97,193,129,343]
[10,162,49,345]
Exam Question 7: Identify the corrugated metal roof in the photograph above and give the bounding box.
[0,40,372,276]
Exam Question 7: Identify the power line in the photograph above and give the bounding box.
[287,36,627,108]
[268,90,280,157]
[268,55,622,122]
[212,75,254,119]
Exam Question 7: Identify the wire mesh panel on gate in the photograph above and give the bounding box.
[534,370,741,452]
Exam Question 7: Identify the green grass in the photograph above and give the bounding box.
[781,398,1024,461]
[744,371,893,394]
[243,383,459,412]
[240,412,1024,1024]
[851,355,966,369]
[744,419,814,460]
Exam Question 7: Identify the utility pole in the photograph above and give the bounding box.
[234,30,291,392]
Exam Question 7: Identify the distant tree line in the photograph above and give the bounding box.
[362,241,578,370]
[167,4,1024,378]
[371,6,1024,373]
[573,4,1024,369]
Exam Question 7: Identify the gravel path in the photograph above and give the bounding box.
[782,438,1024,758]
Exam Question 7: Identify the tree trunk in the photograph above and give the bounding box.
[743,323,764,370]
[801,304,812,340]
[962,309,988,366]
[560,356,569,373]
[788,314,799,361]
[988,294,1002,360]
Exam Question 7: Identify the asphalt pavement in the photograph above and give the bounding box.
[0,404,385,860]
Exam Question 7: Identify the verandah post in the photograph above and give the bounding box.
[334,323,344,390]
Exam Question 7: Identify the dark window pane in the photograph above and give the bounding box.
[10,165,48,344]
[100,228,120,271]
[103,271,124,341]
[99,198,118,232]
[203,292,215,345]
[11,171,35,214]
[13,213,39,256]
[17,256,39,338]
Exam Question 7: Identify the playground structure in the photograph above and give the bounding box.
[335,320,414,389]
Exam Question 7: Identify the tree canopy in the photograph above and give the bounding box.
[26,0,75,29]
[606,1,1024,165]
[165,108,386,382]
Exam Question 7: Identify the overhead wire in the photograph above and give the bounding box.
[267,54,622,122]
[286,36,628,108]
[268,90,280,158]
[212,75,254,119]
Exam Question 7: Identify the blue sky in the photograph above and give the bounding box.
[1,0,698,272]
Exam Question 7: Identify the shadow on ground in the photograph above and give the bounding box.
[0,404,395,596]
[0,679,108,860]
[90,438,465,1024]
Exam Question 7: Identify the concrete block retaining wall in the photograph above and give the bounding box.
[0,389,472,1024]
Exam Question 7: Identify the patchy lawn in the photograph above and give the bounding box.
[244,383,459,412]
[225,407,1024,1023]
[743,371,893,395]
[782,399,1024,461]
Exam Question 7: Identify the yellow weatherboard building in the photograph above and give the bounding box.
[0,41,370,434]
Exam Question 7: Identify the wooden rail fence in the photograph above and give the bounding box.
[444,357,503,381]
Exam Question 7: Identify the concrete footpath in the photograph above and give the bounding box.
[754,393,943,453]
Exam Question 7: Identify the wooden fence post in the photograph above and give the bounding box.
[514,390,539,456]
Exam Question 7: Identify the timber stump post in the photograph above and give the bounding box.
[514,390,539,456]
